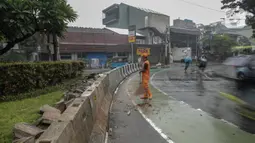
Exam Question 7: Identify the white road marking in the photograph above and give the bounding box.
[127,76,174,143]
[104,132,109,143]
[114,87,119,95]
[220,119,238,128]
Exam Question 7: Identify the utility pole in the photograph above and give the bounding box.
[165,26,171,65]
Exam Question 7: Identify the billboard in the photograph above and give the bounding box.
[136,48,150,56]
[128,25,136,43]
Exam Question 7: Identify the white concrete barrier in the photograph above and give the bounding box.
[36,64,140,143]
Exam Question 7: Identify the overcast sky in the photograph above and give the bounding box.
[67,0,245,28]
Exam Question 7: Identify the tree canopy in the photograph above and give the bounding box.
[0,0,77,55]
[202,34,237,54]
[221,0,255,36]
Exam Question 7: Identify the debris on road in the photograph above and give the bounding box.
[127,111,131,116]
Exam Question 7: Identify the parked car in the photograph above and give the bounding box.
[223,55,255,81]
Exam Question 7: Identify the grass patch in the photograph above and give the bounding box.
[0,90,63,143]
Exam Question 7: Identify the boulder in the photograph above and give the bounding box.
[54,99,66,113]
[12,136,35,143]
[39,105,60,114]
[42,111,61,125]
[13,123,43,139]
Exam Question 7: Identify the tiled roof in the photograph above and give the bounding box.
[67,26,113,33]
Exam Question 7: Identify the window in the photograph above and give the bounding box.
[60,53,72,60]
[136,39,145,44]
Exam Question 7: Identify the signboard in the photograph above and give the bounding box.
[128,25,136,43]
[136,48,150,56]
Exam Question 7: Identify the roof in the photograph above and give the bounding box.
[170,26,200,36]
[67,26,113,33]
[121,3,168,16]
[105,27,144,36]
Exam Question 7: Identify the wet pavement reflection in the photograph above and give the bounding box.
[152,67,255,134]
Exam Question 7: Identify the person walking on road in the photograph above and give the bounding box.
[140,53,152,100]
[198,54,207,72]
[184,55,192,73]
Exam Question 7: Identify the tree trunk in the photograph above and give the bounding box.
[0,31,36,55]
[52,33,59,61]
[47,34,52,61]
[0,42,15,55]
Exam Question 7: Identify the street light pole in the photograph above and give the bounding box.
[131,43,134,63]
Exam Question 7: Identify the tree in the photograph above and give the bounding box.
[0,0,77,58]
[202,34,237,54]
[221,0,255,37]
[19,35,39,60]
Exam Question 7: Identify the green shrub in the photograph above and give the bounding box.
[0,61,84,96]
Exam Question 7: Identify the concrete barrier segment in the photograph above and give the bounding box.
[127,64,131,75]
[132,64,136,72]
[123,65,128,77]
[120,66,125,79]
[59,97,93,143]
[130,64,134,73]
[81,88,98,123]
[36,121,77,143]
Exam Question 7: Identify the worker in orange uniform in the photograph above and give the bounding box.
[140,53,152,100]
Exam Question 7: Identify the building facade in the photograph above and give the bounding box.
[102,3,170,34]
[58,27,165,67]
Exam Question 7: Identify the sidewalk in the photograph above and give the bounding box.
[108,74,168,143]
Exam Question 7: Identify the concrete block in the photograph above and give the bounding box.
[13,136,35,143]
[59,97,93,143]
[36,121,77,143]
[13,123,43,139]
[42,111,61,125]
[40,105,60,114]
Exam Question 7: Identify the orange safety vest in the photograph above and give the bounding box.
[142,60,150,81]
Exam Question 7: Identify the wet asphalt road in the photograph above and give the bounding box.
[151,65,255,134]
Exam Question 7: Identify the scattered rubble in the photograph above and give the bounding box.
[11,72,102,142]
[13,123,43,139]
[12,136,35,143]
[41,110,61,125]
[39,105,60,114]
[127,111,131,116]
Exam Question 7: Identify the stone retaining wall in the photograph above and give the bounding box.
[32,63,140,143]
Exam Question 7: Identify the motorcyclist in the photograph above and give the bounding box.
[198,54,207,72]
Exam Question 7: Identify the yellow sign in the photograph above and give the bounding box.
[136,48,150,56]
[128,36,136,43]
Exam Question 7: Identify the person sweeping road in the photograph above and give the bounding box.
[139,53,152,100]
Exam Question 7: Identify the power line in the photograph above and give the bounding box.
[174,0,225,13]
